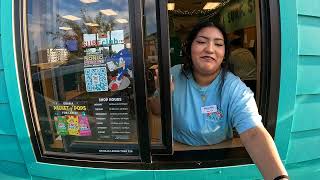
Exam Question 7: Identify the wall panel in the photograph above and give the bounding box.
[0,135,25,163]
[297,55,320,94]
[287,129,320,163]
[0,104,15,135]
[0,161,29,179]
[0,70,8,103]
[297,0,320,17]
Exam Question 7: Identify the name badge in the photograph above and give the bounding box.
[201,105,217,114]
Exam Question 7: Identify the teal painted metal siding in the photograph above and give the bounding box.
[297,14,320,94]
[0,0,29,179]
[0,161,30,180]
[297,0,320,17]
[297,56,320,95]
[298,25,320,56]
[287,130,320,163]
[0,0,2,71]
[285,0,320,166]
[0,103,16,135]
[292,95,320,132]
[0,70,8,103]
[276,0,298,160]
[0,135,25,163]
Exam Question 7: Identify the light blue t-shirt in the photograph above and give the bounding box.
[171,65,262,146]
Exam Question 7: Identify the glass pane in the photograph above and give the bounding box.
[27,0,138,156]
[144,0,163,145]
[168,0,258,151]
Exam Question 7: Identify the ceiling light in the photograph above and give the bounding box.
[89,23,99,26]
[85,23,99,26]
[115,19,128,23]
[59,27,72,31]
[203,2,220,10]
[167,3,175,11]
[100,9,117,16]
[80,0,99,3]
[62,15,81,21]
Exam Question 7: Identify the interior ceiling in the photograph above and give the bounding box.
[170,0,223,11]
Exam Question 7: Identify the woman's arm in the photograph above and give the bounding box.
[148,94,161,116]
[148,68,174,116]
[239,125,288,180]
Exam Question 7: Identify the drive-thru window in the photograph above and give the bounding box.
[15,0,280,169]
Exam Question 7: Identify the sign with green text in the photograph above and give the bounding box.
[220,0,256,33]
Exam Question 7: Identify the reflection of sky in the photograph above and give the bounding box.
[27,0,157,34]
[28,0,130,33]
[27,0,157,51]
[58,0,129,17]
[144,0,157,36]
[57,0,157,35]
[57,0,129,31]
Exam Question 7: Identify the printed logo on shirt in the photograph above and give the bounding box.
[206,107,223,121]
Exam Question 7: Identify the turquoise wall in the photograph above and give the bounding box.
[284,0,320,178]
[0,0,320,179]
[0,0,30,179]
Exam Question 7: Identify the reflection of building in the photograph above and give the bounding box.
[144,32,158,65]
[28,0,57,64]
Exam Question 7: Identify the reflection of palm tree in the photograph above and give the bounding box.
[47,8,117,59]
[91,11,116,55]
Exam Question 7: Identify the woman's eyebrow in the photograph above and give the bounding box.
[197,35,224,41]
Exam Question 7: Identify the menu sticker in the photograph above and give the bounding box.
[108,96,131,140]
[54,116,68,136]
[66,115,80,136]
[50,102,91,137]
[84,54,105,67]
[89,96,132,140]
[79,115,92,136]
[91,97,111,139]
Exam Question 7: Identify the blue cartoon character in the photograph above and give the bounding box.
[106,48,132,91]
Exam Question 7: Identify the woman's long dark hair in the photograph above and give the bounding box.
[181,21,231,100]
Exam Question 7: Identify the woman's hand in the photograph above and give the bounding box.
[154,68,174,93]
[148,66,174,116]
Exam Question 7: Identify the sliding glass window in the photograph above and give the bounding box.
[26,0,139,159]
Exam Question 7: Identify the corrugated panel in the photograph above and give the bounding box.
[0,104,16,135]
[0,6,2,70]
[287,159,320,179]
[154,165,261,180]
[298,25,320,55]
[0,39,3,69]
[296,55,320,94]
[292,94,320,132]
[0,161,30,179]
[106,171,154,180]
[154,170,209,180]
[286,129,320,163]
[0,70,8,103]
[297,0,320,17]
[31,176,59,180]
[298,14,320,56]
[0,135,25,163]
[278,0,299,160]
[298,14,320,27]
[28,163,105,180]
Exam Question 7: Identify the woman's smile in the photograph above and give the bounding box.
[200,55,216,61]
